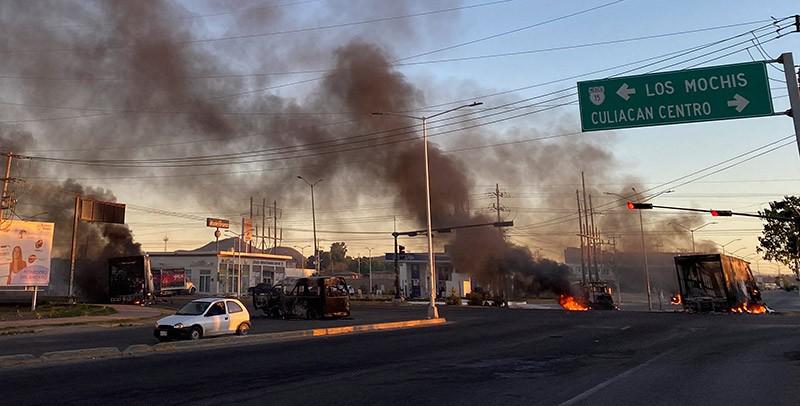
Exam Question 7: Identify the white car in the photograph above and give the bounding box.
[154,297,251,341]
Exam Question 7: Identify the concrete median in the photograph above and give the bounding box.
[40,347,122,362]
[0,317,448,368]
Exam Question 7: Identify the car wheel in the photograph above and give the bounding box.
[189,326,203,340]
[236,322,251,336]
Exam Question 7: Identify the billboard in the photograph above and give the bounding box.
[80,198,126,224]
[0,220,55,287]
[154,268,186,291]
[243,218,253,242]
[206,218,229,229]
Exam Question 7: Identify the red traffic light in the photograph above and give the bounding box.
[627,201,653,210]
[710,210,733,217]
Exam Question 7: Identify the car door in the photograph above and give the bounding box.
[202,301,230,336]
[225,300,247,333]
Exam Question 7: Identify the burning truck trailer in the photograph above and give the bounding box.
[674,254,767,314]
[108,255,193,304]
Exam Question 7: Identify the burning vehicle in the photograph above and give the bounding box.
[558,282,616,311]
[674,254,767,314]
[251,277,351,319]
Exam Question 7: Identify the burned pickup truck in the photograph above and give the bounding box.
[251,276,351,319]
[674,253,767,313]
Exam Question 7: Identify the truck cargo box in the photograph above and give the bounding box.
[674,254,765,313]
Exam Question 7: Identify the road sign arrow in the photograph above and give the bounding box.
[727,94,749,112]
[616,83,636,101]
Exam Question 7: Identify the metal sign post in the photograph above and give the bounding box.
[779,52,800,157]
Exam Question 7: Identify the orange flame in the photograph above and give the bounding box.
[730,302,767,314]
[559,295,589,311]
[670,293,682,305]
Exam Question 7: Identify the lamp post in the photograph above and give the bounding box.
[605,188,673,311]
[297,176,323,275]
[294,245,310,265]
[366,247,374,295]
[224,230,243,297]
[373,101,482,319]
[729,247,746,257]
[717,238,741,255]
[670,221,717,253]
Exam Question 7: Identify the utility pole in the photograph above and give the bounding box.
[273,200,278,250]
[0,152,14,222]
[581,173,592,281]
[490,183,508,222]
[297,177,322,275]
[261,198,266,252]
[576,190,586,284]
[163,235,169,252]
[249,197,253,253]
[589,194,598,282]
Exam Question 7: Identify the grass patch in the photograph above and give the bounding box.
[0,303,117,321]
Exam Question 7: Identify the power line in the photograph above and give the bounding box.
[0,0,514,54]
[24,23,788,168]
[0,19,770,84]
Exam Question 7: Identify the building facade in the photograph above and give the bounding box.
[383,252,471,298]
[148,251,293,295]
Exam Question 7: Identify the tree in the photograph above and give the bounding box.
[330,242,347,263]
[757,196,800,277]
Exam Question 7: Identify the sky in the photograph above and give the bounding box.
[4,0,800,275]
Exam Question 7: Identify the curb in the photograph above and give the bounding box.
[0,318,447,369]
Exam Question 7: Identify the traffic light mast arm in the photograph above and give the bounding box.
[392,220,513,237]
[627,202,795,222]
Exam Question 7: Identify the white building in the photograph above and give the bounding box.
[384,252,472,298]
[148,251,293,295]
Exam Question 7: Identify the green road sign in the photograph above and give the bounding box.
[578,61,774,132]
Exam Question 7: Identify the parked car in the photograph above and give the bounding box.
[252,277,350,319]
[154,297,251,341]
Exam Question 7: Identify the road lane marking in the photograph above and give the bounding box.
[556,348,676,406]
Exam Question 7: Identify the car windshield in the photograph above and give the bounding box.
[176,301,211,315]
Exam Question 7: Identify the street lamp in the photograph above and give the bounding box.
[605,188,673,312]
[366,247,375,295]
[297,176,323,275]
[744,253,762,276]
[729,247,746,256]
[717,238,741,255]
[224,229,244,297]
[373,101,482,319]
[294,245,310,265]
[670,221,717,253]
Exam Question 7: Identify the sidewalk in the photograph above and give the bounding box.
[0,305,170,331]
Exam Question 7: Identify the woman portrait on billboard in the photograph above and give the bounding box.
[6,246,25,284]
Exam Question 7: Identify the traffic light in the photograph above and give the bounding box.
[398,245,406,260]
[710,210,733,217]
[626,201,653,210]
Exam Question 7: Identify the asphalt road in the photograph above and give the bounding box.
[0,302,428,356]
[2,306,799,406]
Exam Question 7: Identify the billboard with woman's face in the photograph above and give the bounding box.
[0,221,54,287]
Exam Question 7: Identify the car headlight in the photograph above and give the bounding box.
[174,323,184,329]
[154,321,159,328]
